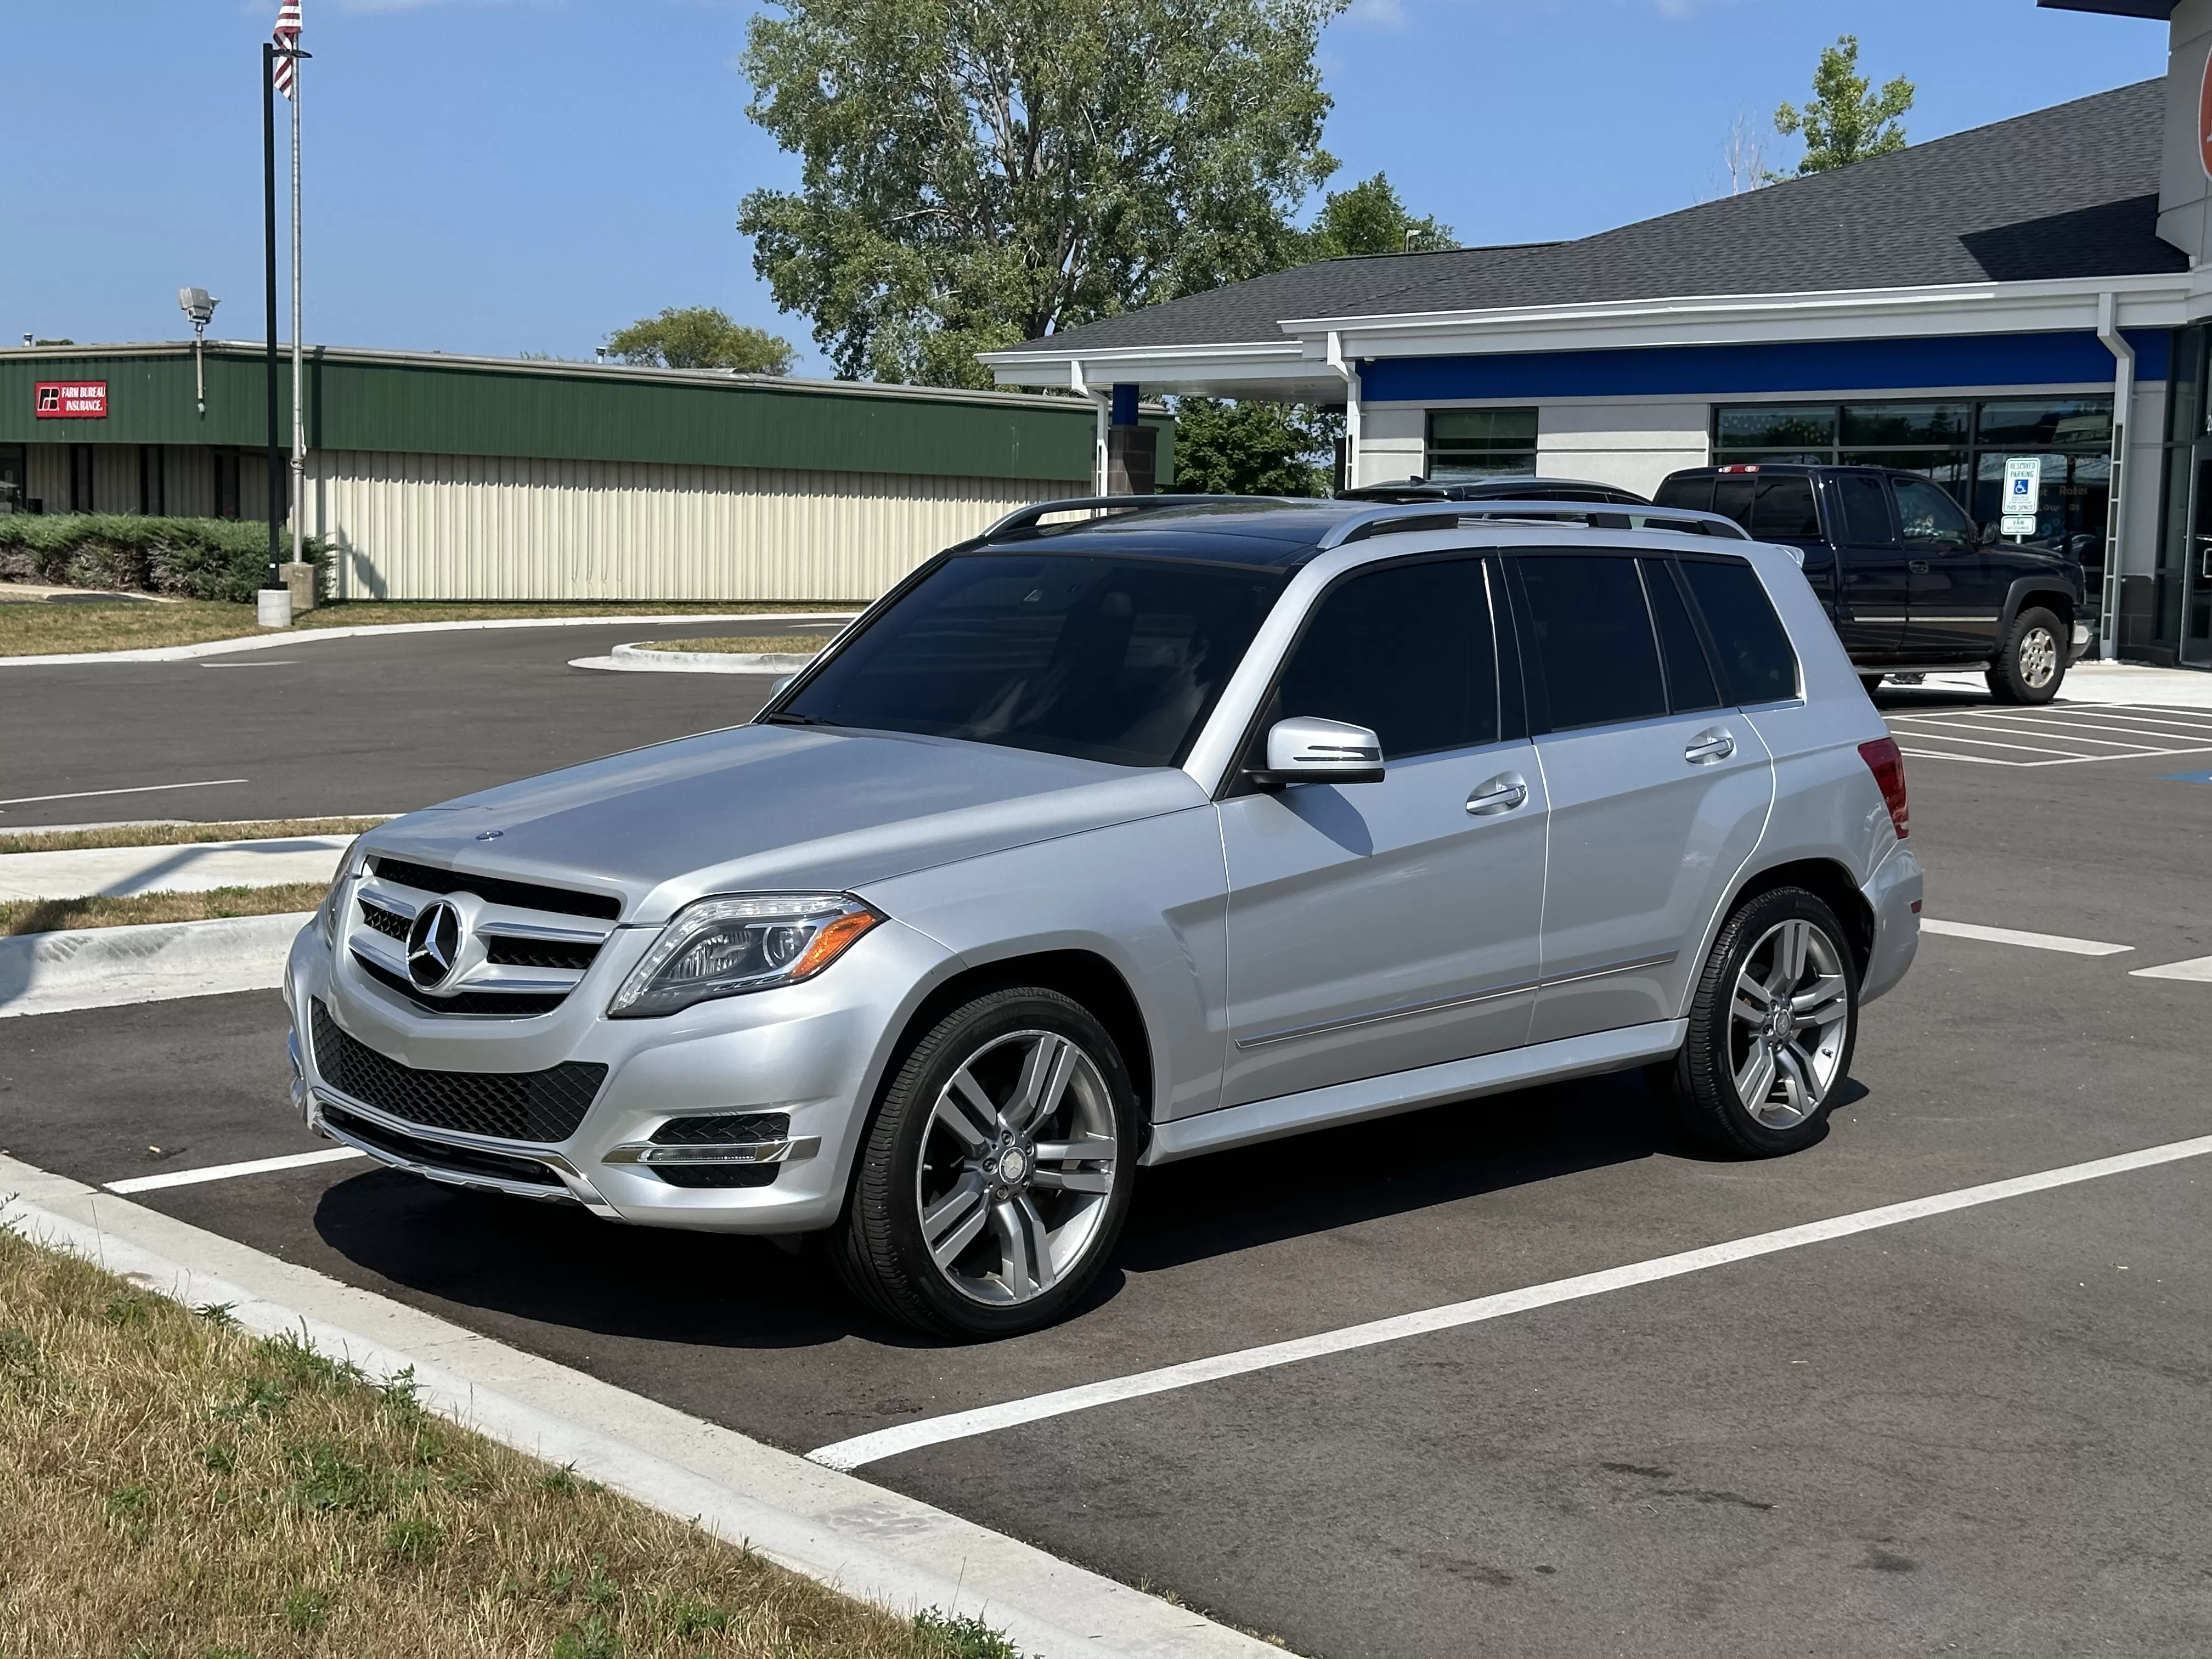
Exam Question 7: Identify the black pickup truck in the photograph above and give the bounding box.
[1656,463,2089,703]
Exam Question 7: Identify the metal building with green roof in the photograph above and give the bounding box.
[0,342,1174,601]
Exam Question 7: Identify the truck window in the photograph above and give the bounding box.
[1750,476,1820,539]
[1655,475,1713,512]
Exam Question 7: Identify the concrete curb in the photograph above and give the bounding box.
[0,835,351,902]
[572,642,823,675]
[0,1155,1280,1659]
[0,611,862,668]
[0,911,310,1019]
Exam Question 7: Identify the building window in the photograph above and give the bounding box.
[213,449,241,520]
[1426,408,1537,481]
[139,445,165,516]
[69,444,95,512]
[1714,395,2114,596]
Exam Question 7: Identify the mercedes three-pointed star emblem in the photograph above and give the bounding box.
[405,899,466,991]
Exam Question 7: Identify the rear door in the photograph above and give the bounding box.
[1217,554,1549,1108]
[1829,470,1909,659]
[1895,474,2004,661]
[1508,550,1775,1045]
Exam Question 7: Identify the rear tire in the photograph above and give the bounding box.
[832,988,1138,1339]
[1987,606,2065,704]
[1657,886,1859,1158]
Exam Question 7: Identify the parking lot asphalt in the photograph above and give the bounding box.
[0,620,816,826]
[4,646,2212,1654]
[4,701,2211,1655]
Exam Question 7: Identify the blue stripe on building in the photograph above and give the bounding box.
[1358,330,2168,404]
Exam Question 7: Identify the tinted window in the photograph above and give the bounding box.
[1837,472,1896,544]
[1514,554,1667,731]
[1711,474,1756,529]
[779,554,1280,766]
[1679,558,1799,705]
[1892,476,1974,545]
[1751,476,1820,539]
[1643,559,1722,713]
[1273,558,1497,759]
[1654,475,1713,512]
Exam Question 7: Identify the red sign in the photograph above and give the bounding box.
[35,381,108,419]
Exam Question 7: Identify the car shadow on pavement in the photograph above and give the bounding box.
[308,1069,1850,1353]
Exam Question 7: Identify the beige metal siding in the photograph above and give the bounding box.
[26,444,68,513]
[316,451,1068,602]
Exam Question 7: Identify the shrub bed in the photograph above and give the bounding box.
[0,515,331,604]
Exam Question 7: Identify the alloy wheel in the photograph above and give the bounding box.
[2019,625,2058,690]
[914,1029,1120,1306]
[1728,918,1850,1130]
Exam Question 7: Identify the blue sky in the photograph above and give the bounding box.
[2,1,2170,376]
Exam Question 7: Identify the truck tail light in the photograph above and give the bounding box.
[1858,737,1909,839]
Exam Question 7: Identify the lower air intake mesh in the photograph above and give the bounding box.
[310,1000,605,1142]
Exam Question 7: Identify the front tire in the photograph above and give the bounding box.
[833,988,1137,1338]
[1987,606,2065,704]
[1658,887,1859,1158]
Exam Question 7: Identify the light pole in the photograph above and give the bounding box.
[178,288,218,418]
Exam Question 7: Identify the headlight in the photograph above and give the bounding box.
[607,893,883,1019]
[315,836,368,947]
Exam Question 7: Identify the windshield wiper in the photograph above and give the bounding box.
[763,710,827,726]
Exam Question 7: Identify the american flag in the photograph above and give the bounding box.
[272,1,302,99]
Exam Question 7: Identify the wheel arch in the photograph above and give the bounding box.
[1721,856,1876,980]
[2000,578,2076,635]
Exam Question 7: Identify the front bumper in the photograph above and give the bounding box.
[282,911,955,1234]
[2069,620,2092,664]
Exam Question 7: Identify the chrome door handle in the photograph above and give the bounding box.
[1684,730,1736,765]
[1466,772,1528,815]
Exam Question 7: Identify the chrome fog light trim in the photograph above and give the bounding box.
[603,1137,821,1167]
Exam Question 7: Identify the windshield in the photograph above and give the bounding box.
[774,553,1284,767]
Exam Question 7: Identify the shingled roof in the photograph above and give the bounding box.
[1021,79,2181,356]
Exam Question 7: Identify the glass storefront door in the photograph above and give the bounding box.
[2186,452,2212,669]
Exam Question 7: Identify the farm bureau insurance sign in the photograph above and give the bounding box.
[35,381,108,419]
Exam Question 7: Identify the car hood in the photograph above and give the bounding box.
[361,723,1210,924]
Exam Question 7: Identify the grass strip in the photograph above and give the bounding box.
[0,1226,1023,1657]
[0,598,856,658]
[0,883,330,937]
[0,818,387,856]
[634,636,827,654]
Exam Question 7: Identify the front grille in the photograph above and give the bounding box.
[370,856,621,921]
[352,952,569,1019]
[649,1112,791,1145]
[311,999,605,1142]
[359,897,411,941]
[484,935,601,971]
[322,1103,565,1187]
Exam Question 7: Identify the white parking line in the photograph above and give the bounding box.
[806,1133,2212,1472]
[0,777,248,808]
[2129,955,2212,983]
[105,1147,365,1194]
[1918,918,2134,956]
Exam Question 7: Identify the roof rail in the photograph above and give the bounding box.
[1316,499,1751,549]
[972,494,1273,542]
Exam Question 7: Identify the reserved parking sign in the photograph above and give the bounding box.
[2001,455,2041,537]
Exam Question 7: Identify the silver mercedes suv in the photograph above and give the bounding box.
[285,495,1921,1337]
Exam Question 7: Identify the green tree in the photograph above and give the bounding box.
[1169,398,1333,496]
[736,0,1345,388]
[1304,172,1453,258]
[1773,35,1914,176]
[605,307,795,375]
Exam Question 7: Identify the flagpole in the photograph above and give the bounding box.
[289,43,304,579]
[262,41,284,602]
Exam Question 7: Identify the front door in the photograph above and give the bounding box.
[2185,453,2212,669]
[1897,474,2004,662]
[1219,555,1548,1108]
[1508,550,1778,1045]
[1829,470,1910,659]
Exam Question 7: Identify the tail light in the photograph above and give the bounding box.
[1858,737,1909,839]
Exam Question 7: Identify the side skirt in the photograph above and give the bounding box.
[1142,1019,1688,1166]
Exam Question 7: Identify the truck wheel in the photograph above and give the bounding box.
[833,988,1138,1338]
[1987,607,2065,704]
[1653,885,1858,1159]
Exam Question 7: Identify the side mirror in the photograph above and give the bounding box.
[1248,715,1385,789]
